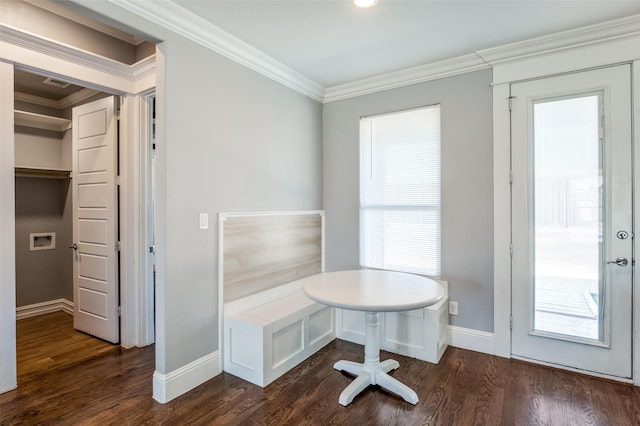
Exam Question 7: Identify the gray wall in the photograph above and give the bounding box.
[159,37,323,372]
[15,177,72,306]
[323,69,494,332]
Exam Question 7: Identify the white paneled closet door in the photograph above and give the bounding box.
[71,96,120,344]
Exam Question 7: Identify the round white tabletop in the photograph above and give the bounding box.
[302,269,443,312]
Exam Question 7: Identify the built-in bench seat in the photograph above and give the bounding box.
[223,280,334,387]
[219,211,333,387]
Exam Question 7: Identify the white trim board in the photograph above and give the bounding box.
[152,351,221,403]
[448,326,495,356]
[16,299,73,320]
[633,59,640,386]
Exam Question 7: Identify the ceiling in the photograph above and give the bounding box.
[172,0,640,88]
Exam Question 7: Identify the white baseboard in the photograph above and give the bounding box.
[152,351,222,403]
[16,298,73,320]
[448,325,495,355]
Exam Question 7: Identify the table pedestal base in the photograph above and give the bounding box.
[334,311,419,406]
[333,359,418,406]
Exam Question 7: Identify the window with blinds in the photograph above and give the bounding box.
[359,105,441,276]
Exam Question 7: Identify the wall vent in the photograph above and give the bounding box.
[43,77,71,88]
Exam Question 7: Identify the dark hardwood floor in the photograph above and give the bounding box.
[15,311,118,379]
[2,312,640,425]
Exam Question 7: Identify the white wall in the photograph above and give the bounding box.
[323,70,494,332]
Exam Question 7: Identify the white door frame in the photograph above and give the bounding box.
[0,26,157,392]
[491,38,640,384]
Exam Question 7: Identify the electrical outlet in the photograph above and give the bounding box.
[449,301,458,316]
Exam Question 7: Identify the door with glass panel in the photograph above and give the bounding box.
[511,65,632,378]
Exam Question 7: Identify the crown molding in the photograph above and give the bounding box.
[107,0,325,102]
[132,54,156,82]
[323,54,489,103]
[326,14,640,102]
[476,14,640,66]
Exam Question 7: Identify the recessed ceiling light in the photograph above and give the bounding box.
[354,0,379,8]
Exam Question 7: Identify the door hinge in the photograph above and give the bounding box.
[116,241,121,252]
[117,306,121,317]
[508,96,515,111]
[115,96,122,118]
[509,243,513,257]
[509,170,513,184]
[509,316,513,329]
[115,176,121,186]
[149,245,155,254]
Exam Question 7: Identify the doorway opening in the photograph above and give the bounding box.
[14,68,119,378]
[1,0,159,394]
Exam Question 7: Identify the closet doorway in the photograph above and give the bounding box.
[14,69,121,376]
[0,2,158,393]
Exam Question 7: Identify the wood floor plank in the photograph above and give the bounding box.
[3,313,640,425]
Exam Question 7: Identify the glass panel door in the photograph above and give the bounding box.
[510,65,632,378]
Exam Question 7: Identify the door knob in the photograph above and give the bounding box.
[606,257,628,267]
[69,243,78,250]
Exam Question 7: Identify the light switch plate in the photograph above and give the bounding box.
[199,213,209,230]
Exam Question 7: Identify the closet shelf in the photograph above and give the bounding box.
[15,167,71,179]
[14,110,71,132]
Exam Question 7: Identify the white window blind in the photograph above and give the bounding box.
[359,105,441,276]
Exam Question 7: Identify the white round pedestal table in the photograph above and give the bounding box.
[301,269,444,406]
